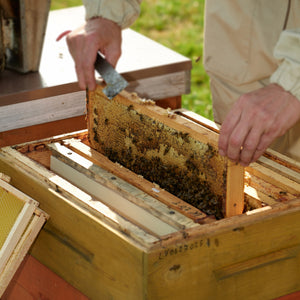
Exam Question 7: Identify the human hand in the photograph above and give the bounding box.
[64,17,122,90]
[218,83,300,166]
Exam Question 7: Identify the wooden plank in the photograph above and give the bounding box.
[125,70,190,100]
[63,138,208,223]
[225,160,245,217]
[0,116,87,148]
[49,143,198,234]
[147,199,300,300]
[247,163,300,196]
[87,83,244,219]
[258,155,300,184]
[50,157,178,237]
[0,91,85,132]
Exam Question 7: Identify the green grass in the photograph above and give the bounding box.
[51,0,212,119]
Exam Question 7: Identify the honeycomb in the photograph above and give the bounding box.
[88,86,227,219]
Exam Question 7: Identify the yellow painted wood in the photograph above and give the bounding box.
[147,200,300,300]
[0,147,150,299]
[0,130,299,299]
[0,187,24,248]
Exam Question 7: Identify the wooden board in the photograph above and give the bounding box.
[87,83,244,218]
[49,142,199,235]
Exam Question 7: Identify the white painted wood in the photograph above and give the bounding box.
[0,146,159,246]
[51,156,178,237]
[126,70,190,100]
[62,138,199,229]
[0,91,85,132]
[0,70,188,133]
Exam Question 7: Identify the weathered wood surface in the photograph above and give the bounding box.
[147,199,300,300]
[2,0,50,73]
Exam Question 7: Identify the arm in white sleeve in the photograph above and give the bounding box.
[83,0,142,29]
[270,29,300,101]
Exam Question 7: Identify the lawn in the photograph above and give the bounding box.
[50,0,212,119]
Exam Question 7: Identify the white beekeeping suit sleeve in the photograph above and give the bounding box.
[270,29,300,101]
[83,0,142,29]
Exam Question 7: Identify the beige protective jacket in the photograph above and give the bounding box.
[204,0,300,160]
[83,0,142,29]
[83,0,300,160]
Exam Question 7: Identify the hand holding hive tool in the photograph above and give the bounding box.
[94,52,128,99]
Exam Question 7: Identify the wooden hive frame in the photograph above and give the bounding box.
[87,82,245,219]
[0,175,48,297]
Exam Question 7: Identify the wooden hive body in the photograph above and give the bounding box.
[0,84,299,299]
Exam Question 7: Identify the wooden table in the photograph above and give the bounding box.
[0,6,191,147]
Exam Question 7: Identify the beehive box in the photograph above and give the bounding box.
[0,89,299,299]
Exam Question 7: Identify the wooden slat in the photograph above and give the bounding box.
[258,155,300,184]
[49,143,199,234]
[0,146,158,247]
[0,91,85,132]
[0,116,86,148]
[247,163,300,196]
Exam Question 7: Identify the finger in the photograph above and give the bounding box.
[225,122,249,162]
[218,107,242,157]
[251,128,280,163]
[81,47,98,91]
[239,126,264,166]
[56,30,72,42]
[75,64,87,90]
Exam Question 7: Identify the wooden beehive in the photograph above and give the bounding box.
[87,83,244,219]
[0,123,299,299]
